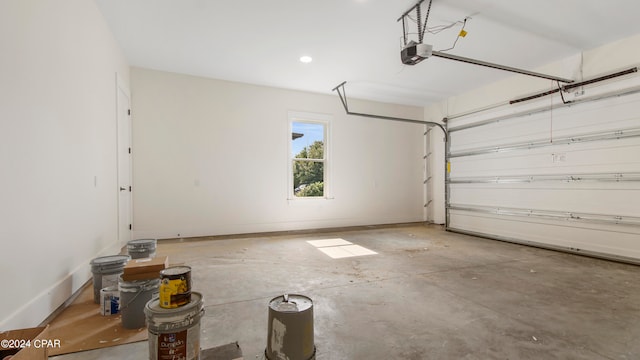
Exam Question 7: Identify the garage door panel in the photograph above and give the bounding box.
[449,211,640,260]
[450,140,640,178]
[450,186,640,216]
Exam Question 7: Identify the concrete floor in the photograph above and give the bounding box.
[51,223,640,359]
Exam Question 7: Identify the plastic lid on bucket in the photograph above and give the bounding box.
[128,239,157,249]
[145,292,204,332]
[160,265,191,277]
[145,291,203,315]
[269,294,313,313]
[90,255,130,271]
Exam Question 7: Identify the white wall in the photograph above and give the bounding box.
[0,0,129,330]
[130,68,425,239]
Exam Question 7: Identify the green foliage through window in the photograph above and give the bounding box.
[292,137,324,197]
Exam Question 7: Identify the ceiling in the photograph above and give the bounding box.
[94,0,640,107]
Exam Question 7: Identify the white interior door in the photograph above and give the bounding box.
[117,75,132,246]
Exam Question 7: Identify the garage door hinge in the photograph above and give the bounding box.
[128,109,131,116]
[129,224,132,230]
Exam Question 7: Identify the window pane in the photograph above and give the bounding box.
[293,160,324,197]
[292,122,324,159]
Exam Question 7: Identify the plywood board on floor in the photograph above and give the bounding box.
[47,283,147,356]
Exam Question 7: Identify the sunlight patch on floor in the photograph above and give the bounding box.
[307,238,378,259]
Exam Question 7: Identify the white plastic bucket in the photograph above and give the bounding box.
[127,238,157,259]
[145,292,204,360]
[100,286,120,316]
[119,277,160,329]
[90,255,130,304]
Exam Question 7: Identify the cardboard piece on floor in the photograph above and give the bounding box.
[0,325,49,360]
[46,283,148,356]
[122,255,168,281]
[200,342,243,360]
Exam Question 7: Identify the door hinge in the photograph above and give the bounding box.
[129,186,132,192]
[129,224,132,230]
[127,109,131,116]
[128,147,131,154]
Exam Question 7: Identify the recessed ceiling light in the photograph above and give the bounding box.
[299,56,313,63]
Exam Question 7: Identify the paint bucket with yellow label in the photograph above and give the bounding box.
[159,266,191,308]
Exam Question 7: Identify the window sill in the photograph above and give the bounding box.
[287,196,335,202]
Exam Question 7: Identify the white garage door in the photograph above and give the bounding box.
[445,73,640,263]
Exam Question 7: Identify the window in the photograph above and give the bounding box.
[288,112,330,198]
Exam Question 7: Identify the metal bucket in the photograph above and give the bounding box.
[145,292,205,360]
[119,276,160,329]
[90,255,130,304]
[100,286,120,316]
[265,294,315,360]
[127,238,157,259]
[159,266,191,308]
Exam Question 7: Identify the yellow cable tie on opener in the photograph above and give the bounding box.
[459,29,468,38]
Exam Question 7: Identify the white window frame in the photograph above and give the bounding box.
[287,111,332,200]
